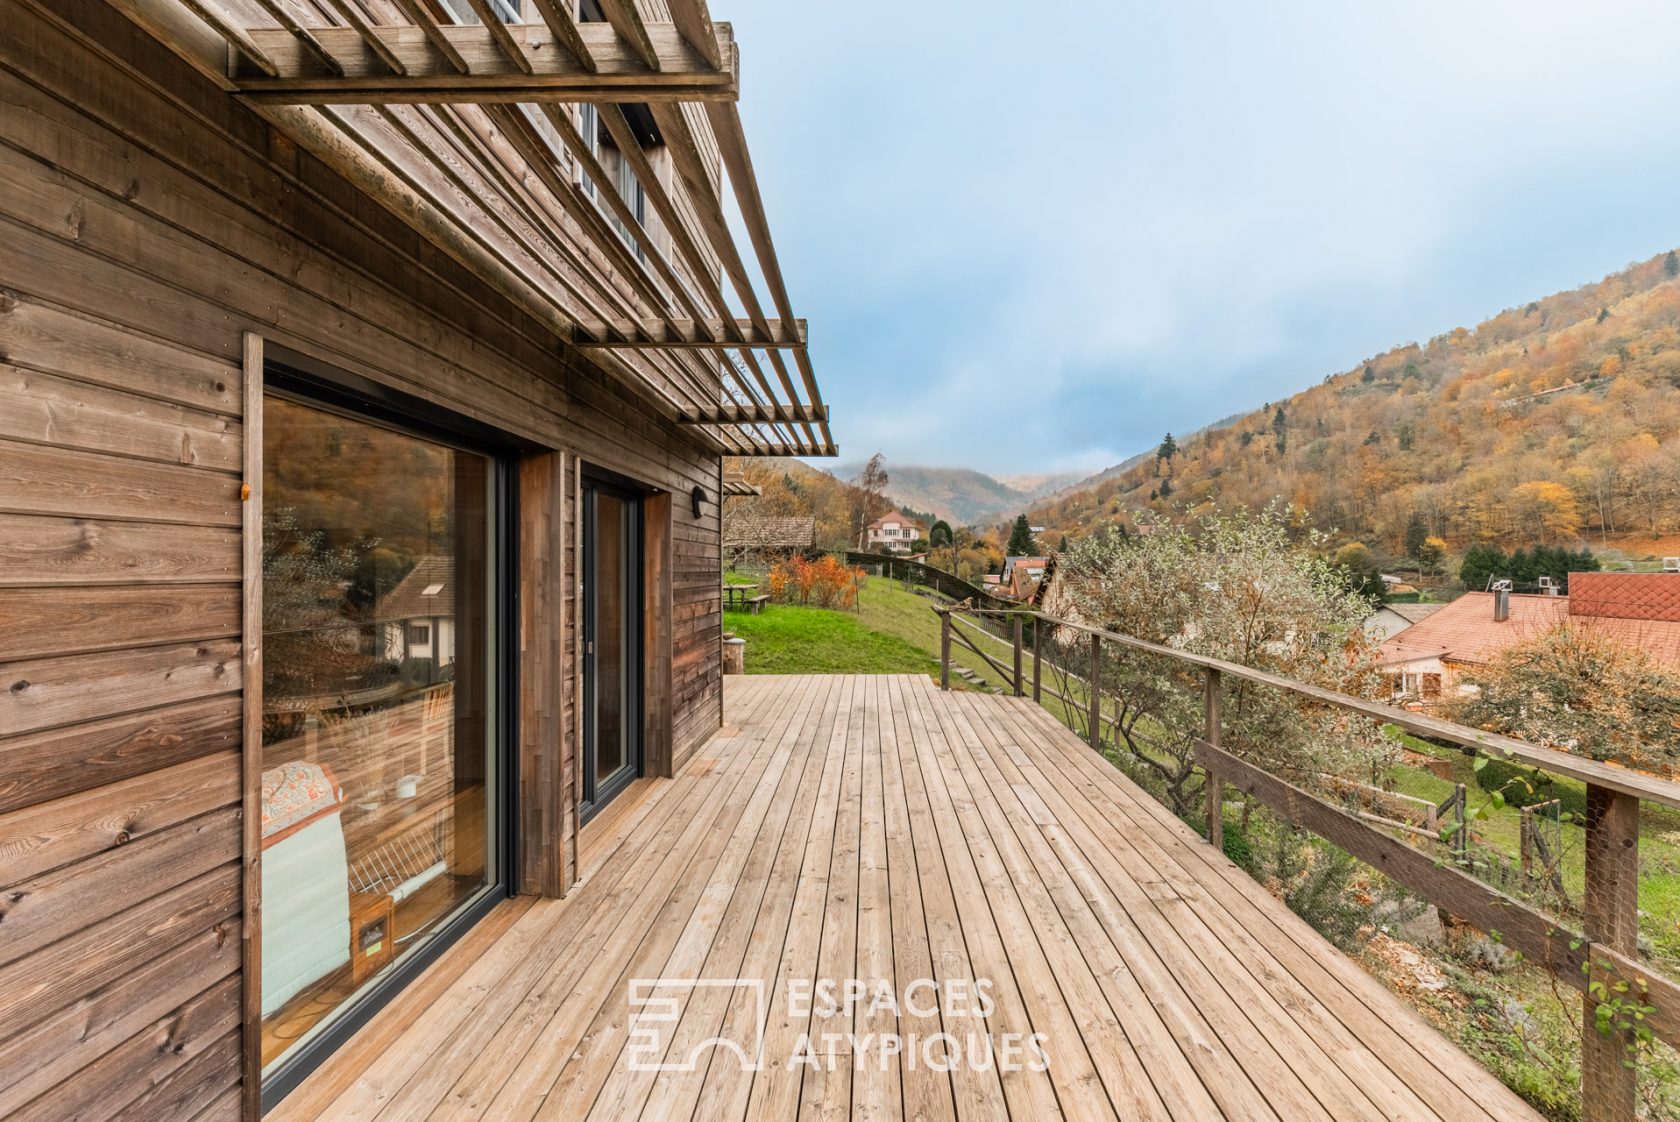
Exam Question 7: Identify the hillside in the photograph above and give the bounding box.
[1027,249,1680,559]
[827,463,1076,524]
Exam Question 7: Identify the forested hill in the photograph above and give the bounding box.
[1027,249,1680,556]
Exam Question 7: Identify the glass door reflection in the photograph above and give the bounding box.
[259,394,499,1076]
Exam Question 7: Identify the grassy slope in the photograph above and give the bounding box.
[723,576,1019,689]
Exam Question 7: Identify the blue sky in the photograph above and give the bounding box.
[723,0,1680,477]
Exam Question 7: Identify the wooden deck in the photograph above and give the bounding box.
[273,674,1541,1122]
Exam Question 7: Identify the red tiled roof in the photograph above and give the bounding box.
[1568,572,1680,622]
[867,510,925,531]
[1378,591,1680,668]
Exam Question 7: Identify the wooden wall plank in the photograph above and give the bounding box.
[0,864,238,1038]
[113,1025,242,1122]
[0,751,237,887]
[0,917,240,1116]
[0,438,242,526]
[0,363,240,471]
[0,515,240,587]
[0,694,241,815]
[8,973,240,1122]
[0,805,241,969]
[0,583,238,659]
[0,640,242,737]
[0,292,240,415]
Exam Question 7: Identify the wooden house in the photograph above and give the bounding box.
[0,0,829,1115]
[4,4,1677,1122]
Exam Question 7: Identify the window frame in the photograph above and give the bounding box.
[257,346,533,1110]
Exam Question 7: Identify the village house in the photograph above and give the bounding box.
[1378,573,1680,701]
[862,509,926,553]
[1361,601,1445,643]
[1001,555,1050,601]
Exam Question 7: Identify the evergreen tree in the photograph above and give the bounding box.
[1006,515,1038,556]
[929,520,953,548]
[1361,365,1376,384]
[1158,477,1174,498]
[1272,406,1288,454]
[1156,432,1178,463]
[1460,544,1505,591]
[1402,511,1429,560]
[1668,249,1679,278]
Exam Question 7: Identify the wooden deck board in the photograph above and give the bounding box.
[272,675,1543,1122]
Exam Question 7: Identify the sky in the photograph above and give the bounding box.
[720,0,1680,478]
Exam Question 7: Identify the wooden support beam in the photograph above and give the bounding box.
[678,403,828,425]
[598,0,663,72]
[570,317,805,349]
[230,23,737,103]
[668,0,723,69]
[529,0,598,73]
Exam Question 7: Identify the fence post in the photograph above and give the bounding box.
[1580,783,1639,1122]
[1087,631,1102,750]
[1204,667,1223,852]
[939,610,951,691]
[1032,619,1042,704]
[1011,615,1024,697]
[1453,783,1468,865]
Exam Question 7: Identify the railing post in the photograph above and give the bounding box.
[939,610,951,691]
[1032,619,1042,704]
[1087,631,1102,750]
[1011,615,1024,696]
[1581,782,1640,1122]
[1204,666,1223,852]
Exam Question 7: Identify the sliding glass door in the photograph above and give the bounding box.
[259,389,505,1092]
[582,477,643,816]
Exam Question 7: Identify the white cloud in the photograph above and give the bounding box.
[729,0,1680,473]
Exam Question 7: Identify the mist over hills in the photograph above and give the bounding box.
[825,463,1081,525]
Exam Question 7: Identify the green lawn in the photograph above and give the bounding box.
[722,575,1021,688]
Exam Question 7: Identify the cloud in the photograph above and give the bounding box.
[725,0,1680,475]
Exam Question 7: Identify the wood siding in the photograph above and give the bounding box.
[0,2,723,1117]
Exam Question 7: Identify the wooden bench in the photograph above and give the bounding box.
[745,594,770,615]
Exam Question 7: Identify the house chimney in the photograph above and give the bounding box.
[1492,579,1512,622]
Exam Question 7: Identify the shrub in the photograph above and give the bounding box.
[767,554,865,609]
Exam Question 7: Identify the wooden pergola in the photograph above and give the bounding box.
[117,0,833,456]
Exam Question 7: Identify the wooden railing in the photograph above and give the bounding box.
[844,551,1016,611]
[935,603,1680,1122]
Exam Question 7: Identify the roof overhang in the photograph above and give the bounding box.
[115,0,833,457]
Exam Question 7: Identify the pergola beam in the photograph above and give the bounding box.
[679,403,829,425]
[571,318,806,349]
[230,23,737,104]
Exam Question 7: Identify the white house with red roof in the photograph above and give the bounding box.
[1377,572,1680,702]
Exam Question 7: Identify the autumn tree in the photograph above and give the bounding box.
[1449,623,1680,773]
[849,453,892,547]
[1042,506,1392,817]
[1417,536,1447,575]
[1508,480,1581,543]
